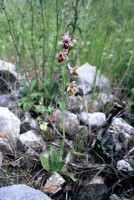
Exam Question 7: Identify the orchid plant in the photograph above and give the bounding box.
[40,33,78,181]
[56,32,78,157]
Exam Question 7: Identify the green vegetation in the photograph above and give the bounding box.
[0,0,133,134]
[40,147,76,181]
[0,0,133,192]
[0,0,133,87]
[0,0,134,143]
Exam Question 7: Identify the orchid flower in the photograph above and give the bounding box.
[67,63,78,77]
[67,81,78,95]
[56,50,69,63]
[59,32,73,49]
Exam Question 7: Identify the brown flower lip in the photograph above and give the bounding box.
[56,50,69,63]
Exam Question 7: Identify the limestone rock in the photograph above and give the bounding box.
[0,107,20,154]
[0,184,51,200]
[72,63,111,95]
[80,112,106,127]
[97,93,113,104]
[110,194,121,200]
[17,130,46,153]
[0,92,22,109]
[67,95,85,113]
[108,118,134,150]
[20,112,38,133]
[117,160,133,172]
[0,60,20,94]
[88,112,106,127]
[53,109,79,136]
[0,138,15,155]
[102,118,134,155]
[79,112,91,124]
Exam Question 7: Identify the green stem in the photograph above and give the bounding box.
[60,64,66,158]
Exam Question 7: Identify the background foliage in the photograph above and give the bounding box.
[0,0,133,105]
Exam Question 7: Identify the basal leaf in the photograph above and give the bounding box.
[62,171,77,182]
[40,154,50,172]
[50,147,59,171]
[55,161,65,172]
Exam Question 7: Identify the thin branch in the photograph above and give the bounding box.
[51,0,59,77]
[40,0,46,78]
[30,0,38,79]
[68,0,80,55]
[54,0,59,58]
[2,1,30,83]
[72,0,80,38]
[2,1,20,58]
[17,12,25,46]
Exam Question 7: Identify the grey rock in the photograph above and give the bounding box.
[0,107,20,154]
[0,138,15,155]
[76,176,107,200]
[108,118,134,149]
[20,112,38,133]
[102,118,134,154]
[0,184,51,200]
[80,112,106,127]
[79,112,92,124]
[0,91,23,109]
[110,194,121,200]
[72,63,111,95]
[53,109,79,136]
[67,94,100,113]
[110,194,130,200]
[17,130,46,153]
[0,94,13,107]
[87,93,113,112]
[67,92,113,114]
[67,95,85,113]
[88,112,106,127]
[0,60,20,94]
[89,99,101,111]
[117,160,133,172]
[97,92,113,104]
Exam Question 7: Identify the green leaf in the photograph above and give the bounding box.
[30,79,37,92]
[61,171,77,182]
[21,87,29,95]
[49,81,59,97]
[131,88,134,95]
[47,105,54,114]
[50,147,59,171]
[40,154,50,172]
[30,92,44,97]
[55,161,65,172]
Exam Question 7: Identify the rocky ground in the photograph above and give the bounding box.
[0,60,134,200]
